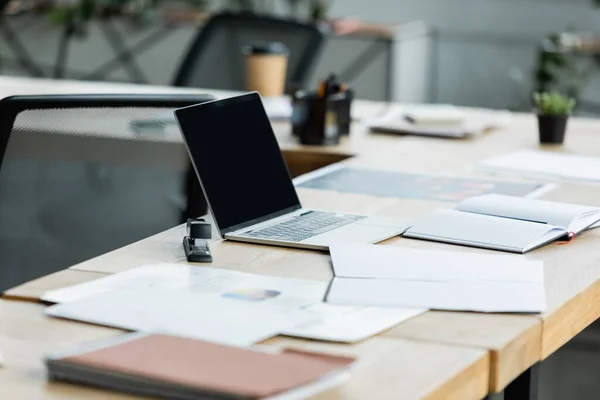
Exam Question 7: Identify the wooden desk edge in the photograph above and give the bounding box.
[426,351,490,400]
[541,278,600,359]
[2,270,109,302]
[490,322,542,393]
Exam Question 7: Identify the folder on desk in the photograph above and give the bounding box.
[46,332,355,400]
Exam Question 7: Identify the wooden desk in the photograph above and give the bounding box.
[0,298,489,400]
[3,76,600,399]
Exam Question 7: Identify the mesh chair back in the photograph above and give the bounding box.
[173,12,328,93]
[0,94,213,292]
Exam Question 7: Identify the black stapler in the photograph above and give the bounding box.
[183,218,213,262]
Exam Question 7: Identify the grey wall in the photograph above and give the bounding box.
[328,0,600,110]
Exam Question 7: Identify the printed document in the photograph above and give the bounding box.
[47,288,307,347]
[326,244,546,313]
[44,264,425,343]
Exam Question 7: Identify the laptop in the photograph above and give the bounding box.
[175,92,411,250]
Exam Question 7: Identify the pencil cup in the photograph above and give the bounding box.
[292,91,350,145]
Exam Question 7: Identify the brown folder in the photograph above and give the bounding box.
[47,333,355,399]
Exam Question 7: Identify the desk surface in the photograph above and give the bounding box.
[3,76,600,398]
[0,299,489,400]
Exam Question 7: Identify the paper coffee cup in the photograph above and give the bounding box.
[244,42,289,97]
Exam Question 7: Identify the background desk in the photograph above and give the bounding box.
[3,77,600,399]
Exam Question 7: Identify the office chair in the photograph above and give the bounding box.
[172,12,329,93]
[0,93,213,292]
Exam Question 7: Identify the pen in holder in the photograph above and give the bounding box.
[292,90,352,145]
[183,218,212,262]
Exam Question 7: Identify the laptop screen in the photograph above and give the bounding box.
[175,93,301,234]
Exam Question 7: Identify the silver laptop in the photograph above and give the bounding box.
[175,92,410,251]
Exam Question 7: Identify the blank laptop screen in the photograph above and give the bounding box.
[175,93,300,233]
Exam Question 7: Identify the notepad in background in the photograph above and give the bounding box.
[326,244,546,313]
[46,332,356,400]
[365,105,512,138]
[403,105,467,126]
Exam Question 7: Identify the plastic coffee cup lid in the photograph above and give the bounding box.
[243,41,289,56]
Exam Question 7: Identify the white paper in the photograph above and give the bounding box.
[46,288,307,347]
[327,244,546,313]
[283,304,423,342]
[477,150,600,183]
[457,194,600,234]
[43,264,424,343]
[326,278,546,313]
[403,209,566,253]
[43,264,202,304]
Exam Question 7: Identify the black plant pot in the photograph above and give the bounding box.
[537,114,568,144]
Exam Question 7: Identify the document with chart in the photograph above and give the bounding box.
[44,264,425,343]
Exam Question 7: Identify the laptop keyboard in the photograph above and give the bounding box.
[243,211,366,242]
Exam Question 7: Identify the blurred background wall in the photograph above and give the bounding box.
[3,0,600,111]
[331,0,600,110]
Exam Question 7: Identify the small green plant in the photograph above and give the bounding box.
[534,92,576,115]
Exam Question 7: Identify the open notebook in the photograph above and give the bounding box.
[403,194,600,253]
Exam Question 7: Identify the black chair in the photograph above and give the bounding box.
[0,93,213,292]
[172,12,329,93]
[172,13,328,217]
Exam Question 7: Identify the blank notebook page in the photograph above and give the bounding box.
[457,194,600,234]
[404,209,566,252]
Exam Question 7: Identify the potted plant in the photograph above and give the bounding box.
[533,92,576,144]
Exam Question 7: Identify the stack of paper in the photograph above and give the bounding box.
[477,150,600,183]
[44,264,425,345]
[325,244,546,313]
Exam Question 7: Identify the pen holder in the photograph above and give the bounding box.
[332,89,353,136]
[292,90,352,145]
